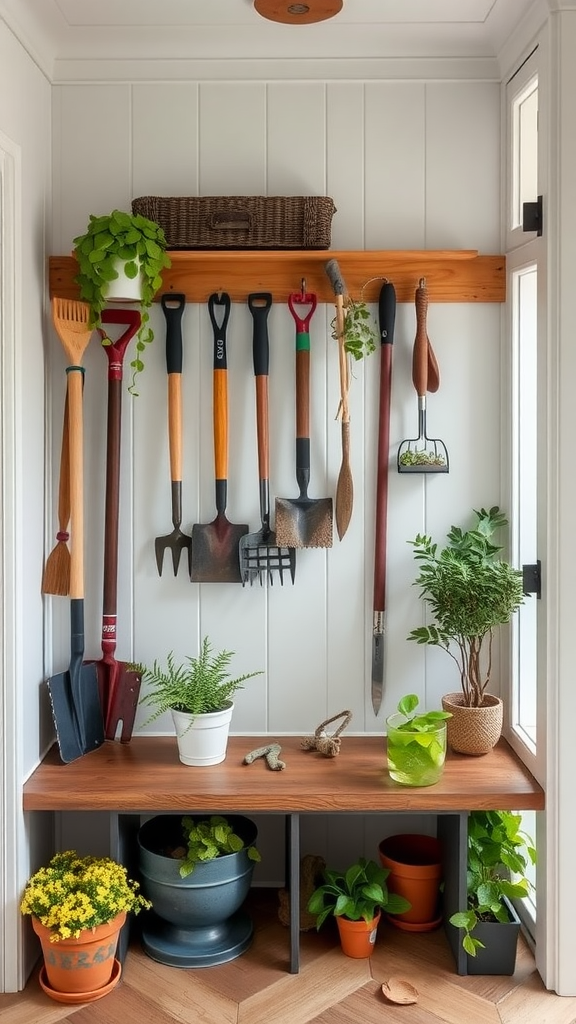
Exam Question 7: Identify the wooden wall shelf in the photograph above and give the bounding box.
[49,249,506,305]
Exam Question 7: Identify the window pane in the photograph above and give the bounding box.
[511,266,537,748]
[511,79,538,231]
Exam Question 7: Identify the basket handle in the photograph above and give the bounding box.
[208,209,254,232]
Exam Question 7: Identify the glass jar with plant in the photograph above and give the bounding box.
[137,636,263,766]
[386,693,451,787]
[72,209,171,394]
[407,506,525,754]
[449,810,536,974]
[307,857,411,958]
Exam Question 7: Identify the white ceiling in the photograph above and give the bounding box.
[1,0,540,73]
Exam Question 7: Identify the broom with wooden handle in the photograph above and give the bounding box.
[41,391,71,596]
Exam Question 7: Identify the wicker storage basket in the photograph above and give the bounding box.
[131,195,336,250]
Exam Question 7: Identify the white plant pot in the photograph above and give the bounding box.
[171,702,234,767]
[103,257,143,303]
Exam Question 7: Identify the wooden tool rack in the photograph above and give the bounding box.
[23,735,542,975]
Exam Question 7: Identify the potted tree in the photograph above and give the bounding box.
[449,810,536,975]
[20,850,150,1002]
[385,693,451,787]
[307,857,411,958]
[138,813,260,967]
[137,636,263,766]
[407,506,525,754]
[72,209,171,394]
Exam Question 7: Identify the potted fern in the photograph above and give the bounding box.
[72,209,171,394]
[407,506,525,754]
[137,637,263,766]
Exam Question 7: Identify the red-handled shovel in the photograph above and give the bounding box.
[95,308,142,741]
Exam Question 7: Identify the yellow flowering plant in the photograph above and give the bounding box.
[20,850,151,942]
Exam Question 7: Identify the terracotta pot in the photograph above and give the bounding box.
[441,692,503,755]
[32,911,125,997]
[378,834,443,931]
[335,911,380,958]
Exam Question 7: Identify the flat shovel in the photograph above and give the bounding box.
[95,308,142,742]
[275,292,333,549]
[47,298,104,763]
[190,293,248,583]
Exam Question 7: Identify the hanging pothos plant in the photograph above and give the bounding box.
[73,209,171,394]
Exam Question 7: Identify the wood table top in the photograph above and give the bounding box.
[22,736,544,813]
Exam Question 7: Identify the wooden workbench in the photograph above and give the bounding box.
[23,736,543,974]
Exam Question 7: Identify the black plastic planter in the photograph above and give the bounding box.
[465,898,521,975]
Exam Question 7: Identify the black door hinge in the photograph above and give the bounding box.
[522,196,543,236]
[522,560,541,599]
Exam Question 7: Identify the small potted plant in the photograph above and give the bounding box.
[137,636,263,766]
[385,693,451,787]
[20,850,150,1001]
[137,813,260,968]
[307,857,411,958]
[72,209,171,394]
[407,506,525,754]
[449,810,536,974]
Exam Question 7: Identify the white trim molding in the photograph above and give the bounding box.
[0,128,24,993]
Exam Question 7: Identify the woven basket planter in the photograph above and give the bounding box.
[131,195,336,249]
[441,693,503,756]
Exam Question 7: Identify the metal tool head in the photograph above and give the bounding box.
[190,517,249,583]
[239,528,296,586]
[275,496,333,549]
[47,660,104,764]
[155,530,192,576]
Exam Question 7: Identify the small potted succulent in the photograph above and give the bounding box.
[307,857,411,958]
[137,636,263,766]
[20,850,150,1000]
[407,506,525,754]
[137,813,260,968]
[449,810,536,974]
[72,209,171,394]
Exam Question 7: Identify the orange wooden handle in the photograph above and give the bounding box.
[255,376,269,481]
[213,368,228,480]
[412,284,429,398]
[167,374,182,482]
[67,371,84,599]
[296,349,310,440]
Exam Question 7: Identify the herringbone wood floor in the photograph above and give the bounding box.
[2,890,575,1024]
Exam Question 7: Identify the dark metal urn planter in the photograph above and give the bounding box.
[465,897,521,976]
[137,814,258,968]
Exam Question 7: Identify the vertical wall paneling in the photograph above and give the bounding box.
[198,83,267,195]
[132,83,199,199]
[49,75,503,869]
[364,83,426,250]
[425,82,501,253]
[326,83,365,250]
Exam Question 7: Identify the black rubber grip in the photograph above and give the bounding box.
[248,293,272,376]
[378,283,397,347]
[161,294,186,373]
[208,293,231,370]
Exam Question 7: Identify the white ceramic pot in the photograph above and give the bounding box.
[103,257,143,303]
[171,702,234,766]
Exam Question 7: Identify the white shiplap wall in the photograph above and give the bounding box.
[50,78,501,745]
